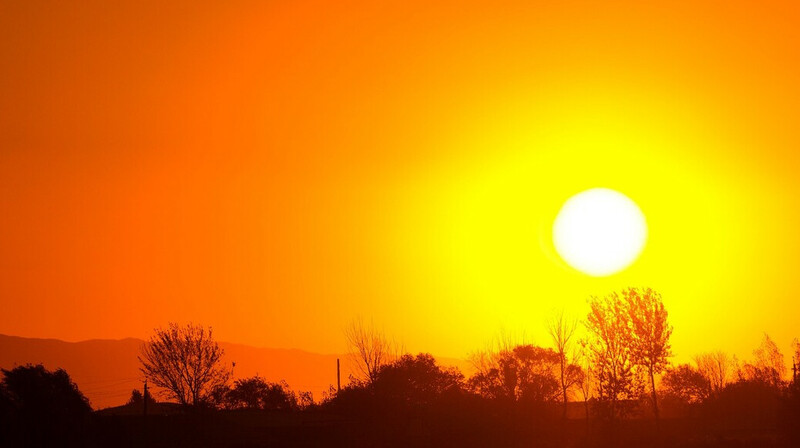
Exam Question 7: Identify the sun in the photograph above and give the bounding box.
[552,188,647,276]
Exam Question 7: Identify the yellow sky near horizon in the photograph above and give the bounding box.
[2,0,800,366]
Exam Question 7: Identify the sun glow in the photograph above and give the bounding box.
[553,188,647,276]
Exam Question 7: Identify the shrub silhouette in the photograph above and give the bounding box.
[0,364,91,447]
[468,344,562,405]
[329,353,463,417]
[371,353,463,406]
[702,378,782,433]
[219,376,300,410]
[662,363,711,405]
[127,387,156,407]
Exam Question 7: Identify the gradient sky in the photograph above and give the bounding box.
[2,0,800,362]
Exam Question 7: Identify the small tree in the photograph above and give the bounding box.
[344,317,399,383]
[222,376,300,411]
[695,351,733,393]
[371,353,463,407]
[742,333,786,387]
[662,364,711,404]
[127,387,156,407]
[574,342,593,423]
[467,344,562,404]
[624,287,672,422]
[547,311,578,419]
[139,323,231,407]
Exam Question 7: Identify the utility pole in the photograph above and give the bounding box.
[336,358,341,393]
[143,379,148,417]
[142,378,148,447]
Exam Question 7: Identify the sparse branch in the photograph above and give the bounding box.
[695,351,732,393]
[344,317,399,383]
[547,310,578,419]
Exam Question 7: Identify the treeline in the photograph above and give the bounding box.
[2,287,800,447]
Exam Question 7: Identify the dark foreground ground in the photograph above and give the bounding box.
[84,410,797,448]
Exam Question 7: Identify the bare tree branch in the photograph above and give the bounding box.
[344,317,400,383]
[138,323,231,407]
[547,310,578,419]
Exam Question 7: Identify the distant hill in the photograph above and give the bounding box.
[0,334,472,410]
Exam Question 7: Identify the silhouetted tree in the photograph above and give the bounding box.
[695,351,734,393]
[372,353,464,407]
[223,376,300,411]
[737,333,785,388]
[662,364,711,404]
[0,364,91,447]
[575,341,594,423]
[751,333,786,387]
[624,287,672,422]
[585,292,638,421]
[328,352,464,421]
[547,311,578,418]
[127,387,156,407]
[468,344,561,404]
[467,350,508,400]
[345,317,399,383]
[228,377,267,409]
[703,377,781,433]
[138,323,231,407]
[0,383,11,445]
[297,390,314,408]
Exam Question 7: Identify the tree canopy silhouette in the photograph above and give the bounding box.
[371,353,464,406]
[662,364,711,405]
[127,387,156,407]
[468,344,565,404]
[218,376,302,411]
[0,364,91,447]
[138,322,232,407]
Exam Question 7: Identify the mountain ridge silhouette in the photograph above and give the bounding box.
[0,333,472,409]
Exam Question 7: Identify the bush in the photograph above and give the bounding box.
[0,364,92,447]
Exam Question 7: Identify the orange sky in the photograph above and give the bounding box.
[2,0,800,363]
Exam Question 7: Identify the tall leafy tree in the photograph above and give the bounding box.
[585,292,637,421]
[624,287,672,422]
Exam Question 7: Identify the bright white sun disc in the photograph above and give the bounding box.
[553,188,647,276]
